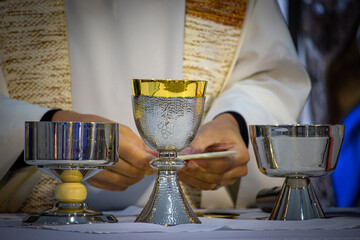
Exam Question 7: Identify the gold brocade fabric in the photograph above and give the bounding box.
[182,0,247,208]
[183,0,247,113]
[0,0,72,110]
[0,0,72,213]
[20,173,59,213]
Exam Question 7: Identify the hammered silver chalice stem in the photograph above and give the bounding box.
[249,124,344,220]
[23,121,119,225]
[131,79,207,226]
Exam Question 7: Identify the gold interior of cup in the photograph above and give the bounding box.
[131,79,207,97]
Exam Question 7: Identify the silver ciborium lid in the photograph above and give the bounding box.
[250,124,344,220]
[23,121,119,225]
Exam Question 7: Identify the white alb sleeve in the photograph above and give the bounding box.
[203,0,311,208]
[0,93,49,181]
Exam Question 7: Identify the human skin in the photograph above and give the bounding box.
[52,111,249,191]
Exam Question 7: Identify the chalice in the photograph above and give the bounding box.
[23,121,119,225]
[249,124,344,220]
[131,79,207,226]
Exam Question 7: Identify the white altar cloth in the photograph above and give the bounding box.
[1,207,360,240]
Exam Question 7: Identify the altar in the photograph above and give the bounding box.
[1,206,360,240]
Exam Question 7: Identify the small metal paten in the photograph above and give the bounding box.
[249,124,345,220]
[23,121,119,225]
[131,79,207,226]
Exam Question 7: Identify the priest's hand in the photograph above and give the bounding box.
[52,110,157,191]
[88,124,157,191]
[178,113,249,190]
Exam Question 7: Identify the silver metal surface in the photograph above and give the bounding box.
[249,124,344,220]
[23,121,119,225]
[135,171,201,226]
[23,203,118,225]
[270,178,324,220]
[132,96,204,225]
[25,121,118,169]
[133,96,204,152]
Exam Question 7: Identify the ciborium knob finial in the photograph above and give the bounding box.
[55,170,87,204]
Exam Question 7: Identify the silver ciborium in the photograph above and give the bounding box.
[249,124,344,220]
[131,79,207,226]
[23,121,119,225]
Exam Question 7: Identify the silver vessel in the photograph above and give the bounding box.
[131,79,207,226]
[249,124,344,220]
[23,121,119,225]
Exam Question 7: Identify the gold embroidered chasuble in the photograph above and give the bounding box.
[0,0,247,212]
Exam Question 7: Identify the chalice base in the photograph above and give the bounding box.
[135,170,201,226]
[270,177,325,220]
[23,202,118,225]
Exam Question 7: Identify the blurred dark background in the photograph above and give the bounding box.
[278,0,360,207]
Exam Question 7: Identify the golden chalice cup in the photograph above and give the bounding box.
[131,79,207,226]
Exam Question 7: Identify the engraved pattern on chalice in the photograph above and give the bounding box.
[249,124,345,220]
[131,79,207,226]
[23,122,119,225]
